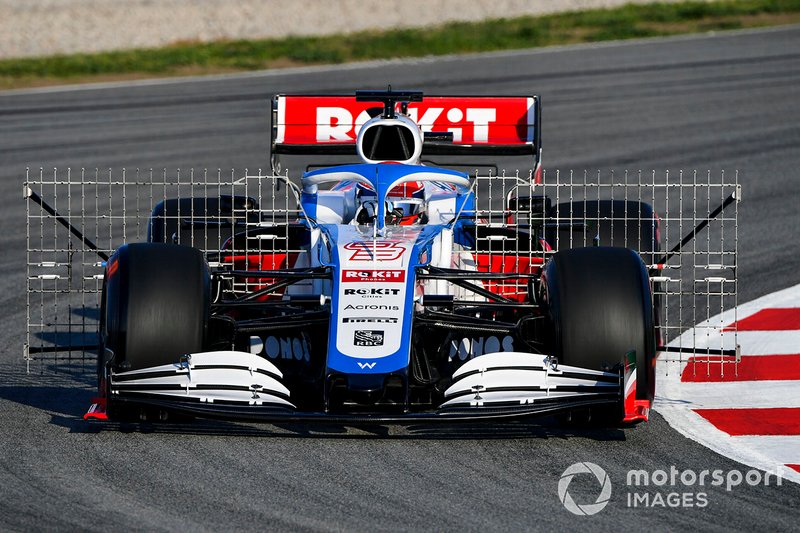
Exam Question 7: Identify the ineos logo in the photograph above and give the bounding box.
[249,335,310,362]
[448,335,514,361]
[558,462,612,516]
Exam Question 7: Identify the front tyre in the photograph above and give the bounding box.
[542,246,656,422]
[99,243,210,417]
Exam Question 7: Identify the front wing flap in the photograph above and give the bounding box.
[441,352,620,408]
[108,351,295,408]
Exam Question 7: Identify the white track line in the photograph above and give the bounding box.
[659,406,800,483]
[655,283,800,485]
[667,331,800,356]
[658,380,800,409]
[729,436,800,465]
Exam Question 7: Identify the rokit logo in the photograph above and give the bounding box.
[343,317,398,324]
[315,106,497,143]
[342,270,405,283]
[277,96,533,146]
[344,288,401,296]
[354,330,384,347]
[343,241,405,261]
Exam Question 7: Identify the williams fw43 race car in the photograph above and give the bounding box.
[24,89,741,426]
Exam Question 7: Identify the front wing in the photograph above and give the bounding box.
[86,350,639,424]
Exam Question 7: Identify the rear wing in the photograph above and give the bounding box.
[270,94,541,170]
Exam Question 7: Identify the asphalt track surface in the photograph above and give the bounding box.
[1,26,799,531]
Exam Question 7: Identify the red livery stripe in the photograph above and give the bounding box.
[786,464,800,474]
[681,354,800,382]
[694,407,800,436]
[723,308,800,331]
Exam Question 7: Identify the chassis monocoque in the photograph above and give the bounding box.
[25,89,740,425]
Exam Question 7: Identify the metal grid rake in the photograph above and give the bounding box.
[470,169,740,377]
[25,167,740,379]
[24,167,300,371]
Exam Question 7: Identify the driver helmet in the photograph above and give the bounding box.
[354,199,404,225]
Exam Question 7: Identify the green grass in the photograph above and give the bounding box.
[2,0,799,89]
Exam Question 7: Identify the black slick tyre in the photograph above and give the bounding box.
[542,246,656,421]
[101,242,209,373]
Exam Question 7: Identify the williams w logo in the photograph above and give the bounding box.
[357,362,377,370]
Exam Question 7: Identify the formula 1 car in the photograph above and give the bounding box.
[25,89,740,425]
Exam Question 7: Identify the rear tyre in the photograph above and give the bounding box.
[548,199,664,352]
[101,243,209,373]
[547,200,659,264]
[148,195,257,250]
[542,246,656,422]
